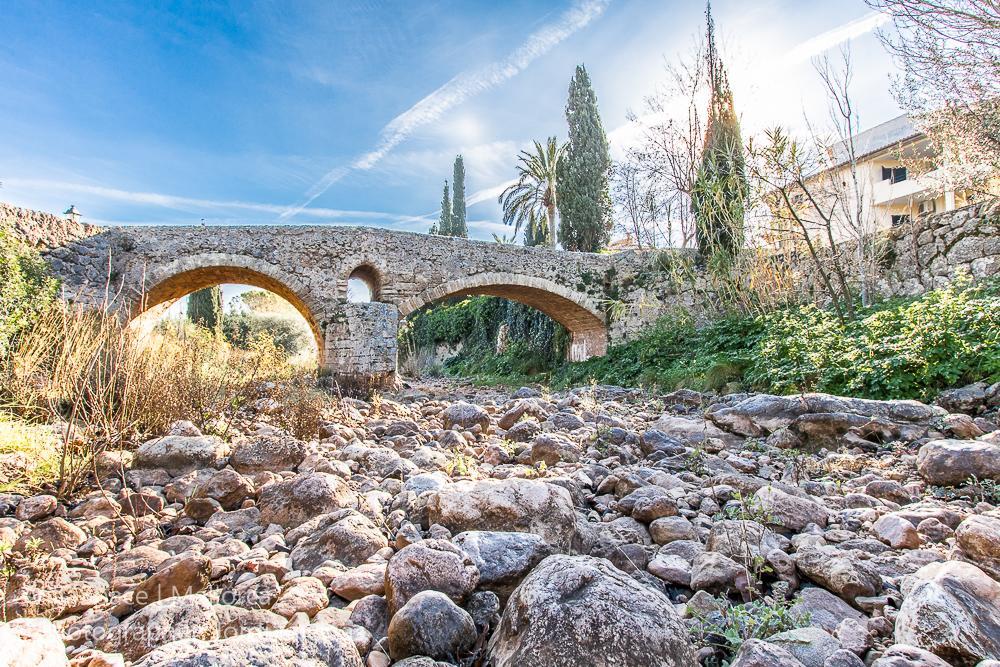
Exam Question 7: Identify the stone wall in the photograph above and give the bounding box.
[0,202,99,251]
[882,198,1000,295]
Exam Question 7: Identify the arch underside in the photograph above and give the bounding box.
[399,273,608,361]
[133,264,325,361]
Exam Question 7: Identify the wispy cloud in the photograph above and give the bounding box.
[785,11,890,64]
[281,0,610,220]
[5,178,420,225]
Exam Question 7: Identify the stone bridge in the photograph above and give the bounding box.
[38,222,689,386]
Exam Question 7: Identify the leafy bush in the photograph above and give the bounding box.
[0,225,58,354]
[223,311,311,356]
[551,276,999,400]
[400,296,568,380]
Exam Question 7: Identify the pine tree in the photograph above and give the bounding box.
[435,181,451,235]
[692,1,748,262]
[187,286,222,332]
[556,64,613,252]
[450,155,467,238]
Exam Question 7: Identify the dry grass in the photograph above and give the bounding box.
[0,302,311,497]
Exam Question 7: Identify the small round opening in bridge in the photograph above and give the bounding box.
[347,266,378,303]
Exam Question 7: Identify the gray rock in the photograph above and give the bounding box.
[767,627,842,667]
[895,560,1000,666]
[427,478,577,550]
[134,435,230,476]
[729,638,806,667]
[289,509,388,571]
[99,594,219,662]
[441,402,490,431]
[385,539,479,616]
[916,438,1000,486]
[870,644,952,667]
[258,472,358,528]
[134,624,363,666]
[790,587,866,634]
[387,591,477,661]
[452,530,553,601]
[794,547,882,604]
[487,555,697,666]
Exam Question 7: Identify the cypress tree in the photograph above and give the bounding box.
[556,64,613,252]
[435,181,451,235]
[187,286,222,332]
[450,155,467,238]
[692,1,747,262]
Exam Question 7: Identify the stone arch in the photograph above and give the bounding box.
[397,272,607,361]
[133,253,326,361]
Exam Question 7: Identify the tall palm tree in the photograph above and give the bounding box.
[498,137,565,248]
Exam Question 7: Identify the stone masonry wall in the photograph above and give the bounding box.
[882,198,1000,295]
[0,202,99,251]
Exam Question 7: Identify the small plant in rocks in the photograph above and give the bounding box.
[692,593,811,666]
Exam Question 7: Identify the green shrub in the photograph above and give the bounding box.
[223,312,310,356]
[0,225,58,354]
[555,276,999,400]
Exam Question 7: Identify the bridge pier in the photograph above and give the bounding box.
[321,302,400,393]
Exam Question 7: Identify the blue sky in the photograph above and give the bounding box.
[1,0,903,240]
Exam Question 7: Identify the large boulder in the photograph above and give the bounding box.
[134,624,363,666]
[134,554,213,606]
[441,402,490,431]
[5,564,108,619]
[385,539,479,616]
[0,618,68,667]
[191,469,254,510]
[258,472,358,528]
[229,434,306,474]
[895,560,1000,666]
[706,393,942,437]
[99,594,219,662]
[729,638,806,666]
[767,627,842,667]
[452,530,553,600]
[916,438,1000,486]
[387,591,477,661]
[794,547,882,604]
[427,478,577,550]
[955,514,1000,571]
[289,509,388,571]
[14,517,86,552]
[486,555,697,666]
[753,486,828,531]
[134,435,230,476]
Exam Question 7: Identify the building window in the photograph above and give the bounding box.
[891,214,911,227]
[881,166,907,183]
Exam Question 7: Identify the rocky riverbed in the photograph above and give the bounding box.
[3,379,1000,667]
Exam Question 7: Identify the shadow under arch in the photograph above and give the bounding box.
[133,254,326,362]
[397,272,608,361]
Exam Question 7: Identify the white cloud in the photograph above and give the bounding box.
[785,11,890,64]
[4,178,418,225]
[281,0,610,220]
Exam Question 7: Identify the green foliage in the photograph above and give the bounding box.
[554,276,999,400]
[693,3,747,262]
[693,595,811,666]
[434,180,451,236]
[223,312,310,356]
[187,286,222,331]
[401,296,568,384]
[451,155,468,238]
[0,225,58,354]
[557,64,613,252]
[499,138,563,247]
